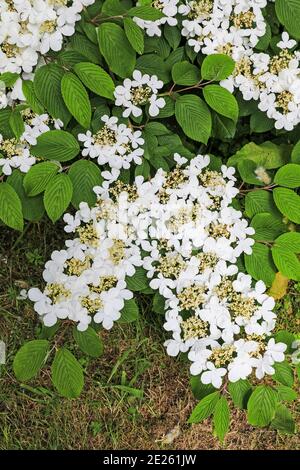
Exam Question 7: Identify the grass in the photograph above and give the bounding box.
[0,221,299,450]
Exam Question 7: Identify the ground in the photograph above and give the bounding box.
[0,221,299,450]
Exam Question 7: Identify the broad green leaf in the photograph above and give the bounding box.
[68,160,103,209]
[244,242,276,286]
[250,110,274,134]
[31,130,80,162]
[34,64,70,124]
[0,182,23,231]
[273,361,294,387]
[73,326,103,358]
[275,330,296,354]
[61,72,91,128]
[271,246,300,281]
[245,190,279,218]
[228,379,252,409]
[22,80,45,115]
[9,110,24,139]
[188,391,220,424]
[175,94,212,144]
[203,85,238,122]
[13,340,49,381]
[73,62,115,100]
[119,299,139,323]
[274,232,300,252]
[275,0,300,40]
[98,23,136,78]
[44,174,73,223]
[273,187,300,224]
[213,396,230,442]
[251,213,285,241]
[190,376,216,400]
[152,292,166,315]
[271,404,295,434]
[23,162,59,196]
[172,61,200,86]
[276,385,297,402]
[274,164,300,188]
[228,142,289,169]
[136,53,170,83]
[51,348,84,398]
[201,54,235,81]
[128,5,164,19]
[291,140,300,163]
[237,159,264,186]
[126,267,149,291]
[69,33,102,64]
[247,385,278,427]
[124,18,144,55]
[7,170,44,221]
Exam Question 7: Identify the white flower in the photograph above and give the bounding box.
[201,362,227,389]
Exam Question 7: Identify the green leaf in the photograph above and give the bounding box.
[98,23,136,78]
[73,326,103,358]
[251,213,285,242]
[250,110,274,134]
[203,85,238,122]
[275,330,296,354]
[69,33,102,64]
[244,243,276,286]
[228,142,289,169]
[201,54,235,81]
[13,340,49,382]
[276,385,297,402]
[0,182,23,231]
[125,267,149,291]
[275,0,300,40]
[34,64,70,124]
[135,159,150,179]
[273,187,300,224]
[228,379,252,409]
[237,159,264,186]
[61,72,91,128]
[274,164,300,188]
[23,162,59,196]
[271,404,295,434]
[213,396,230,442]
[9,110,24,139]
[247,385,278,427]
[273,361,294,387]
[164,24,181,50]
[44,174,73,223]
[291,140,300,163]
[152,292,166,315]
[119,299,139,323]
[73,62,115,100]
[128,5,164,20]
[172,61,200,86]
[271,246,300,281]
[51,348,84,398]
[136,54,170,83]
[245,190,279,218]
[31,130,80,162]
[190,376,216,400]
[274,232,300,252]
[124,18,144,55]
[68,160,103,209]
[188,391,220,424]
[0,72,19,87]
[22,80,45,115]
[175,94,211,144]
[7,170,44,221]
[102,0,127,16]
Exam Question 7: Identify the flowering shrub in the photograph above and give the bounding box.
[1,0,300,442]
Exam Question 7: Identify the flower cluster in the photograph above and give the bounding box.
[179,0,267,56]
[222,33,300,131]
[0,0,95,75]
[114,70,166,118]
[28,153,286,388]
[0,109,62,175]
[78,115,144,171]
